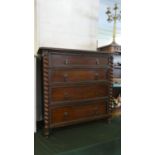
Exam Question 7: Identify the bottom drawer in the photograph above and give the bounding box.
[50,102,107,126]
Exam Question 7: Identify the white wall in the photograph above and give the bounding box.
[34,0,100,130]
[35,0,99,53]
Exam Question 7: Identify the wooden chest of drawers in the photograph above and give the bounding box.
[38,48,113,136]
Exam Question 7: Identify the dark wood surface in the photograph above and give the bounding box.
[38,47,113,136]
[49,54,108,66]
[51,84,108,102]
[50,69,108,82]
[51,102,106,125]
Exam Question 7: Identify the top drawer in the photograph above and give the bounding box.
[49,54,108,66]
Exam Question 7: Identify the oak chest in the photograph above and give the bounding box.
[38,48,113,136]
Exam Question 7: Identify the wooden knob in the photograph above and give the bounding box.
[64,112,68,116]
[94,106,98,110]
[94,106,99,115]
[95,111,99,115]
[95,73,99,80]
[96,58,99,65]
[64,59,69,65]
[64,73,68,81]
[64,92,69,100]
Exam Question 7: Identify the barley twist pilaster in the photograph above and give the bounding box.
[43,53,50,136]
[108,55,113,113]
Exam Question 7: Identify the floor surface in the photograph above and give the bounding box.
[34,116,121,155]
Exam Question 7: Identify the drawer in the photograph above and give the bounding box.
[49,54,108,66]
[51,84,108,102]
[51,69,107,83]
[74,102,106,119]
[50,102,107,124]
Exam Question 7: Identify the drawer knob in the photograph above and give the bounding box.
[94,106,99,115]
[64,92,69,99]
[64,59,69,65]
[96,58,100,65]
[95,73,99,80]
[95,111,99,115]
[64,112,68,116]
[64,73,68,81]
[94,106,99,110]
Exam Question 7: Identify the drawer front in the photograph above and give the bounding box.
[51,84,108,102]
[51,69,107,83]
[51,102,107,124]
[49,54,108,66]
[74,102,106,119]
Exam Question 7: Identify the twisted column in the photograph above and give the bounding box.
[42,52,50,136]
[108,55,113,114]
